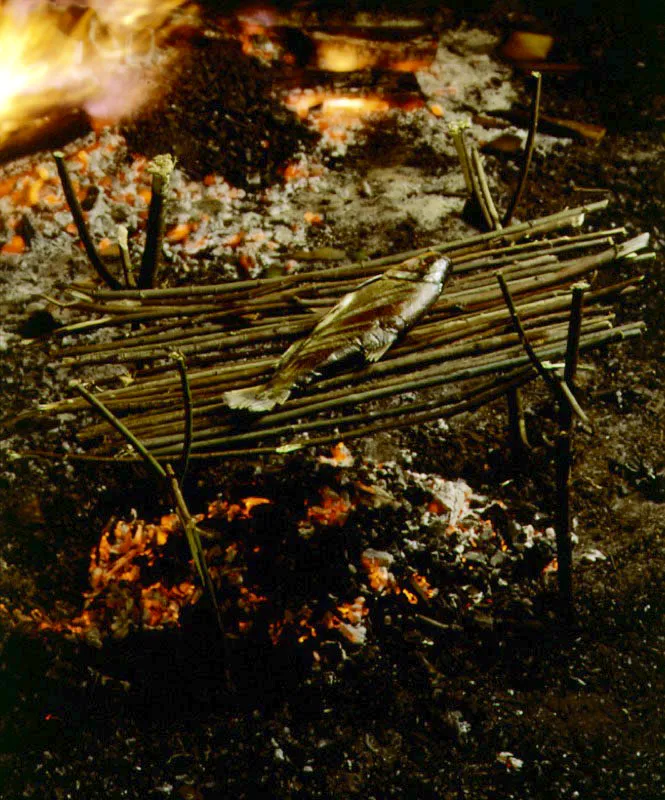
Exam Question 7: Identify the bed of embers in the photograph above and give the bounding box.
[1,1,665,799]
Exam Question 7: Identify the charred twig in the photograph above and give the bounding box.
[0,108,92,166]
[564,282,587,386]
[70,380,166,480]
[485,106,605,144]
[165,464,222,631]
[503,71,542,226]
[137,154,175,290]
[71,381,219,628]
[171,351,193,484]
[53,151,122,291]
[507,385,531,458]
[496,271,589,427]
[415,614,464,634]
[555,282,587,618]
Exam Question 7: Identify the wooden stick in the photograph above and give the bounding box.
[71,380,220,628]
[503,71,542,226]
[117,225,134,289]
[18,322,644,465]
[165,464,221,629]
[91,201,609,301]
[555,282,587,618]
[53,152,122,291]
[137,155,175,290]
[470,143,502,230]
[171,351,193,484]
[496,271,589,426]
[449,121,474,194]
[138,324,640,456]
[70,380,166,479]
[60,238,640,367]
[80,317,611,445]
[507,385,531,457]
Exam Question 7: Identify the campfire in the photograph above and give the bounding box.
[0,1,650,626]
[4,444,567,664]
[1,2,662,796]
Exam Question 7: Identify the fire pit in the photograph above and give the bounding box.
[1,2,664,798]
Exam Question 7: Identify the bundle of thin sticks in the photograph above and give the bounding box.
[33,200,650,461]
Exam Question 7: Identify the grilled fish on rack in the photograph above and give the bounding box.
[224,252,452,413]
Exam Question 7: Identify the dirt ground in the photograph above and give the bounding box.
[1,3,664,798]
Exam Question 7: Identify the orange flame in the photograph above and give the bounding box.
[0,0,198,145]
[306,487,353,527]
[285,90,391,122]
[207,496,271,522]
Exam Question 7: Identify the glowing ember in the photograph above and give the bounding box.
[207,496,271,522]
[336,596,367,626]
[324,597,368,646]
[317,441,355,468]
[305,487,353,527]
[0,0,198,145]
[285,90,391,123]
[361,549,397,594]
[401,588,418,605]
[410,572,439,602]
[416,475,476,526]
[315,38,377,72]
[0,462,561,658]
[312,33,434,74]
[234,9,282,63]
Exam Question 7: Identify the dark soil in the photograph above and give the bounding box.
[122,37,317,187]
[1,3,665,799]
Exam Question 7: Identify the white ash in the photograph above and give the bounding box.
[417,25,517,118]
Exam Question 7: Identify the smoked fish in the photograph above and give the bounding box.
[224,252,452,413]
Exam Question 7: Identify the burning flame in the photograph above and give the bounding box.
[0,0,197,144]
[315,39,377,72]
[285,90,391,122]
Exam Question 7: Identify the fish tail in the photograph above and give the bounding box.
[223,383,291,413]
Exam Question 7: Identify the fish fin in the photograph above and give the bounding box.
[224,384,291,413]
[353,274,382,291]
[365,341,395,363]
[364,328,398,362]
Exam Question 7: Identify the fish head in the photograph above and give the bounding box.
[387,252,451,286]
[420,253,452,285]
